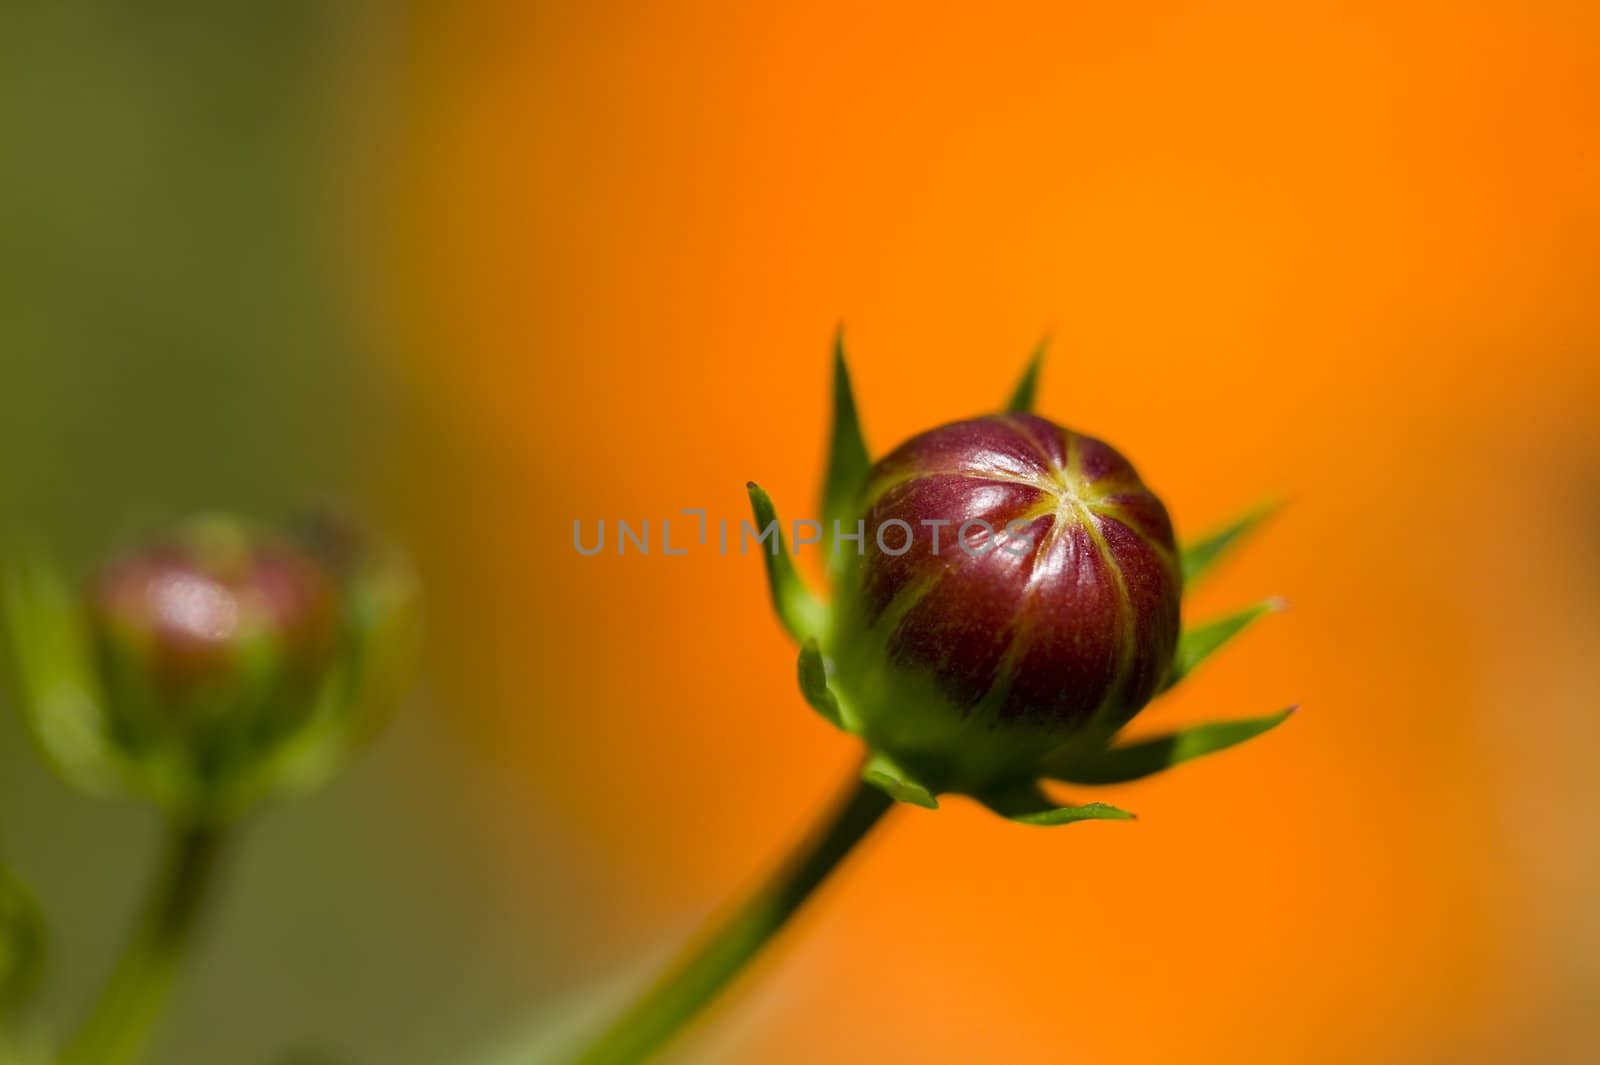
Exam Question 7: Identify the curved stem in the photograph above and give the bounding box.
[567,769,895,1065]
[58,821,226,1065]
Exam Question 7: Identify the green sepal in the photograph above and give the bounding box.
[862,751,938,809]
[977,782,1134,826]
[0,861,46,1016]
[0,554,130,798]
[796,640,845,730]
[819,330,872,579]
[204,662,356,822]
[1161,598,1284,693]
[216,545,424,817]
[1004,337,1048,413]
[1047,708,1296,786]
[1181,498,1282,589]
[327,541,424,751]
[745,482,827,643]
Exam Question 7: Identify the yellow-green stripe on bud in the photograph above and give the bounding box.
[825,414,1180,791]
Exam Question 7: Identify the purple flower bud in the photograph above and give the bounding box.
[3,513,419,820]
[829,414,1180,786]
[85,520,338,712]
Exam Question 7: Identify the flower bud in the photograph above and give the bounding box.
[2,514,420,821]
[86,519,338,722]
[827,414,1180,789]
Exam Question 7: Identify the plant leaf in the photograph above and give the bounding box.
[1181,498,1282,589]
[796,640,845,729]
[1004,337,1048,413]
[819,329,871,577]
[977,782,1134,826]
[1161,598,1284,692]
[745,482,827,643]
[0,555,129,797]
[862,751,938,809]
[1048,708,1296,785]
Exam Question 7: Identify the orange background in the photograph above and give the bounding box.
[384,2,1598,1062]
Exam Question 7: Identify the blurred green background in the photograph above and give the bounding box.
[0,6,570,1062]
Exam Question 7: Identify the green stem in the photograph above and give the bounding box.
[567,770,895,1065]
[57,821,226,1065]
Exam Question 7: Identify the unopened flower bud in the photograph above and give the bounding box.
[756,343,1289,814]
[828,414,1180,789]
[2,514,420,820]
[86,519,338,719]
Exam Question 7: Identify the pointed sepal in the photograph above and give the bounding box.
[0,554,130,798]
[1161,598,1284,693]
[1181,498,1282,589]
[820,330,872,577]
[977,781,1134,826]
[745,482,827,642]
[862,751,938,809]
[1047,708,1296,785]
[796,640,845,730]
[1004,337,1048,413]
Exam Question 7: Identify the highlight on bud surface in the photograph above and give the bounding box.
[1,514,421,822]
[749,336,1293,815]
[858,416,1179,723]
[87,520,339,726]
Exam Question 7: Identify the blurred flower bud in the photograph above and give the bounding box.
[827,414,1180,790]
[86,519,339,732]
[2,514,421,821]
[290,510,423,755]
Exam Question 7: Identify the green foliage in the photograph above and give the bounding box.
[977,782,1134,826]
[796,641,845,729]
[1004,338,1048,413]
[1163,598,1284,692]
[1,554,129,798]
[1181,499,1282,588]
[820,331,872,579]
[1048,709,1296,785]
[254,538,423,805]
[861,752,938,809]
[744,482,827,643]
